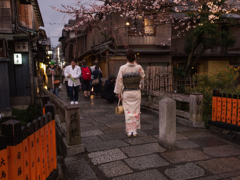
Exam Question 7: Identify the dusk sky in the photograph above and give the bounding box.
[38,0,77,47]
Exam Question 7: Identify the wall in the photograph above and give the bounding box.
[108,56,126,77]
[0,0,12,33]
[199,60,229,74]
[0,59,11,112]
[8,42,31,105]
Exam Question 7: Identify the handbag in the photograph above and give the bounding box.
[92,72,100,86]
[115,99,124,114]
[92,78,99,86]
[54,80,60,85]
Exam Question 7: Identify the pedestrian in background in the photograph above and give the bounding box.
[56,64,62,89]
[62,64,69,97]
[92,65,102,96]
[90,61,101,93]
[114,49,145,137]
[64,59,81,105]
[102,75,117,103]
[47,60,60,97]
[81,60,92,100]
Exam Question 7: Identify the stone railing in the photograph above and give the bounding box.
[141,90,204,128]
[39,86,84,157]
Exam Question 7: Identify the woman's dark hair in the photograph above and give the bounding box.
[126,49,135,62]
[95,65,99,70]
[109,75,116,81]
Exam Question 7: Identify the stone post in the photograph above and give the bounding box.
[65,105,81,146]
[189,92,204,128]
[159,97,176,147]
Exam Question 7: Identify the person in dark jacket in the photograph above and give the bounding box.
[47,60,60,97]
[92,65,102,96]
[102,75,118,103]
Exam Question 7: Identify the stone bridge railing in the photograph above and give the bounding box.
[141,90,204,128]
[39,86,84,157]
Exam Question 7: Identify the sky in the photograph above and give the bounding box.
[38,0,77,47]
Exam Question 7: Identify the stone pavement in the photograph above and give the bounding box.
[58,85,240,180]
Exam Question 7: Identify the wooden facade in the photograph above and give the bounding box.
[0,0,12,33]
[60,11,240,79]
[0,0,45,117]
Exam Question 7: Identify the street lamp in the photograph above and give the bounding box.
[126,22,130,26]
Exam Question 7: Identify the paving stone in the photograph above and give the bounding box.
[98,161,133,178]
[99,132,127,141]
[176,126,195,132]
[165,162,205,180]
[194,175,219,180]
[123,136,158,145]
[161,149,210,163]
[232,176,240,180]
[81,129,104,137]
[88,148,127,165]
[179,130,211,139]
[141,124,154,130]
[65,157,96,180]
[85,139,129,152]
[218,171,240,179]
[102,127,125,134]
[142,128,159,135]
[81,125,99,132]
[113,169,167,180]
[125,154,169,170]
[82,136,103,144]
[82,109,106,113]
[141,121,153,125]
[121,143,165,157]
[176,139,200,149]
[176,133,189,140]
[153,133,189,141]
[203,145,240,157]
[197,157,240,174]
[106,123,126,129]
[94,116,118,120]
[192,137,228,147]
[81,122,94,127]
[137,130,148,137]
[141,114,157,119]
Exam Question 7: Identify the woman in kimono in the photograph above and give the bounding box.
[114,49,145,137]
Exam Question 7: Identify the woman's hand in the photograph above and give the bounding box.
[118,94,122,100]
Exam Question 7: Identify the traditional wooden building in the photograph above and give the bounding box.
[59,7,240,78]
[0,0,47,117]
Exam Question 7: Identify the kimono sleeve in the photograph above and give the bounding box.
[114,66,124,94]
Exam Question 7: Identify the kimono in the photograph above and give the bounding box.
[114,62,145,133]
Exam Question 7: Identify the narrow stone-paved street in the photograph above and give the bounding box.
[59,85,240,180]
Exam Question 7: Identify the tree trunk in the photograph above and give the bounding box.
[184,41,201,75]
[186,47,207,76]
[184,34,203,76]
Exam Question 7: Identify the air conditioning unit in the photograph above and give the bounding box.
[15,42,28,52]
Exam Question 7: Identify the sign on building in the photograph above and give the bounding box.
[14,53,22,65]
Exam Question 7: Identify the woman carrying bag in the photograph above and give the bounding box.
[114,49,145,138]
[92,65,103,96]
